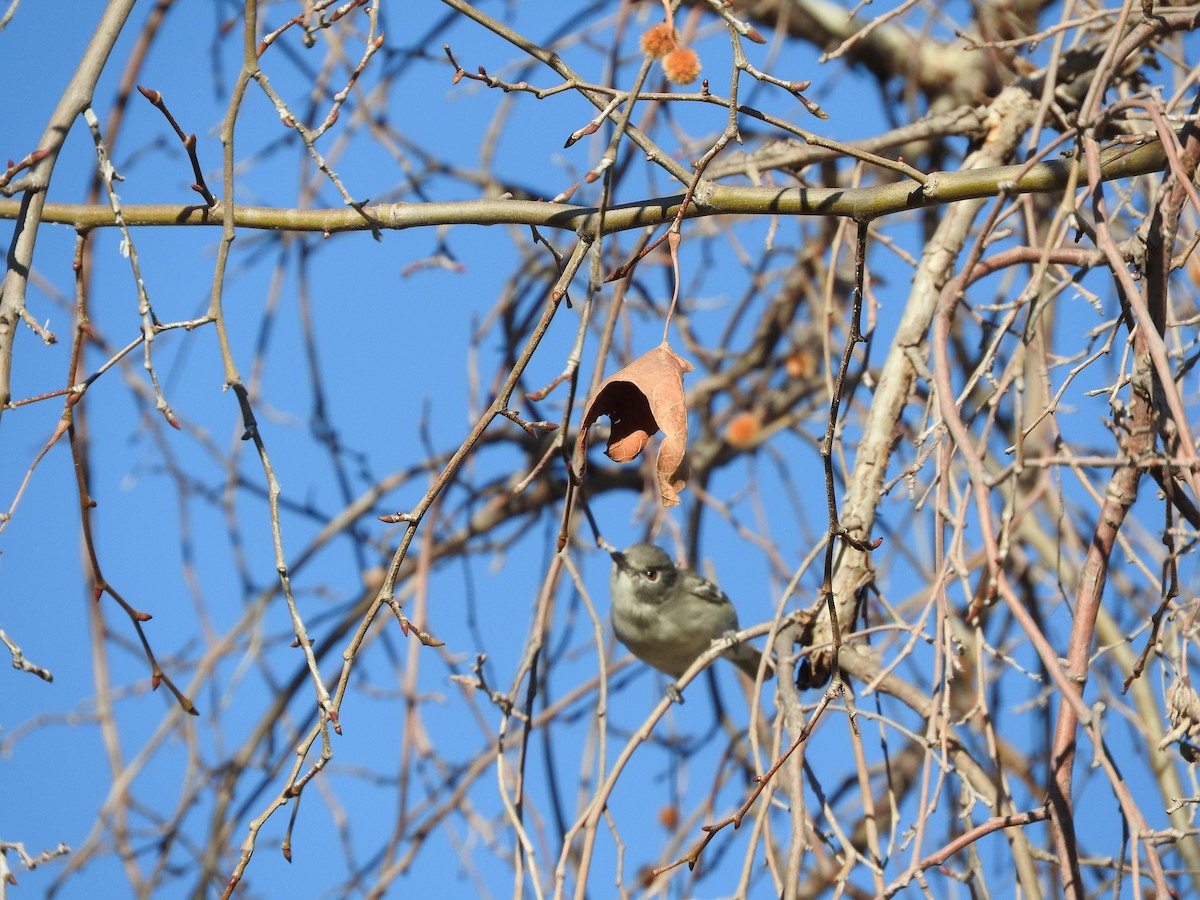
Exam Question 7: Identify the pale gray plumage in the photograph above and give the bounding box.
[609,543,768,681]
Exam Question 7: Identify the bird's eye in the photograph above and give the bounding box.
[645,569,659,582]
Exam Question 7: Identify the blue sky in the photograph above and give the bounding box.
[2,2,1197,898]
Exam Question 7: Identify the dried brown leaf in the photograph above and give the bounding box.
[577,342,694,506]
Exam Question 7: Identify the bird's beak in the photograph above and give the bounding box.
[610,550,626,569]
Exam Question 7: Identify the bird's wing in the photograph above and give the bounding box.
[679,569,729,605]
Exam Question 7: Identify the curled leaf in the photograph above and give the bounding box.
[577,342,694,506]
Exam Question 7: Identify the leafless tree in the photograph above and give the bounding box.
[2,1,1199,897]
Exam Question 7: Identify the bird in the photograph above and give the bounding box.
[609,543,769,685]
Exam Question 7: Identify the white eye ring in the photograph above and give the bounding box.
[645,569,659,581]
